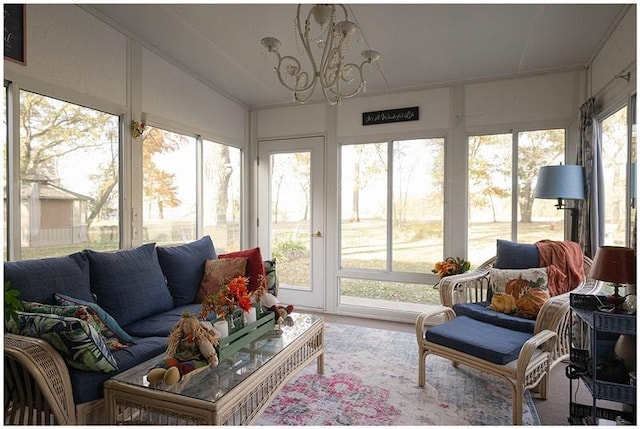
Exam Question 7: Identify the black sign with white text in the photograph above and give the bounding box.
[362,106,419,126]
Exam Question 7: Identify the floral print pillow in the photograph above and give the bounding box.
[197,257,248,303]
[6,312,118,373]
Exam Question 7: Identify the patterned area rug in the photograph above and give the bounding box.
[256,322,541,426]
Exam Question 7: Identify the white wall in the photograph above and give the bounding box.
[590,5,636,98]
[4,4,127,109]
[142,48,246,147]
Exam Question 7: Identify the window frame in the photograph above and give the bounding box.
[337,130,447,287]
[465,121,571,260]
[140,120,244,249]
[4,80,126,261]
[597,95,636,247]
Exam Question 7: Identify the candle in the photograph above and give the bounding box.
[213,320,229,338]
[247,307,257,323]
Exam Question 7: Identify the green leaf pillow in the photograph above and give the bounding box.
[6,312,118,373]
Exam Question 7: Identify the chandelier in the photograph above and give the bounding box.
[261,4,381,105]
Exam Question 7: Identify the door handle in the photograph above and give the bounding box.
[313,230,322,238]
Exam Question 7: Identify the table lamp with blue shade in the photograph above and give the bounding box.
[534,164,585,241]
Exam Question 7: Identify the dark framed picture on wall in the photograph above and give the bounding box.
[4,4,26,65]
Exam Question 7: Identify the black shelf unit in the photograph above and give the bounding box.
[568,294,636,425]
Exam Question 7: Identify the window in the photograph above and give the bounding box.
[468,129,565,264]
[142,127,242,252]
[601,105,631,246]
[339,138,445,307]
[17,90,120,259]
[142,126,196,244]
[202,139,241,254]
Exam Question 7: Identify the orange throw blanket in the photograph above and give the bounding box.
[535,240,585,296]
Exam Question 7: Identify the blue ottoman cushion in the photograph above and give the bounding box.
[453,302,536,333]
[4,252,93,304]
[86,243,174,327]
[156,236,216,306]
[426,316,533,365]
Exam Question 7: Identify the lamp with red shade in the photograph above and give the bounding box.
[590,246,636,313]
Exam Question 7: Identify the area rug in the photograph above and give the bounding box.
[256,322,541,426]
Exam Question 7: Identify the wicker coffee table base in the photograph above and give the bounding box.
[104,320,324,425]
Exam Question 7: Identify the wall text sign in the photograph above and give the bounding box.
[362,106,419,126]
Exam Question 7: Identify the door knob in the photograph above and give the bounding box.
[313,230,322,238]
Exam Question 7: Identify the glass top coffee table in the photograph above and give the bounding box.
[104,313,324,425]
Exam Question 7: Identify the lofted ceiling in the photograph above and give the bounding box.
[85,3,629,109]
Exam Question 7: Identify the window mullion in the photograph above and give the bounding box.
[387,140,393,272]
[512,130,518,242]
[196,135,203,237]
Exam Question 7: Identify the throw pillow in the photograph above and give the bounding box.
[7,312,118,373]
[85,243,174,327]
[515,287,550,319]
[494,240,540,269]
[22,301,103,334]
[197,257,248,303]
[218,247,266,292]
[3,252,93,304]
[488,267,549,297]
[157,236,217,306]
[263,259,279,297]
[54,293,136,348]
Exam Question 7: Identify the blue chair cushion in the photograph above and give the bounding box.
[453,301,536,334]
[69,336,167,404]
[426,316,533,365]
[494,240,540,269]
[4,252,93,304]
[86,243,174,327]
[156,236,216,306]
[123,303,212,338]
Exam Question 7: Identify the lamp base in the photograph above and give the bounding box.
[605,284,627,313]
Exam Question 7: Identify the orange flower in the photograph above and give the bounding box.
[237,295,252,312]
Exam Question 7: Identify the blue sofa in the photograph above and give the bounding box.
[4,236,231,424]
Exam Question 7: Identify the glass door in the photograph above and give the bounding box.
[257,136,325,310]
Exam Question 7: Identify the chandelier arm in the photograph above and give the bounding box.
[273,55,316,94]
[296,5,320,87]
[324,61,369,99]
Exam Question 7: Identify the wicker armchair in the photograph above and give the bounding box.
[416,254,598,425]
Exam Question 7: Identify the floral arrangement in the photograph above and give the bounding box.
[432,257,471,278]
[200,276,253,320]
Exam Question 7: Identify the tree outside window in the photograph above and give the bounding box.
[17,90,120,259]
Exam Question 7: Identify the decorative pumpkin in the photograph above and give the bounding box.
[505,278,528,299]
[488,293,517,314]
[516,287,549,318]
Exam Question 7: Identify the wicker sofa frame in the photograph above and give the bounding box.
[416,254,597,425]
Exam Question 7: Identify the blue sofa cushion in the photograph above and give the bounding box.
[86,243,174,327]
[426,316,533,365]
[69,336,167,404]
[123,303,209,338]
[4,252,93,304]
[453,301,536,333]
[494,240,540,269]
[157,236,216,306]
